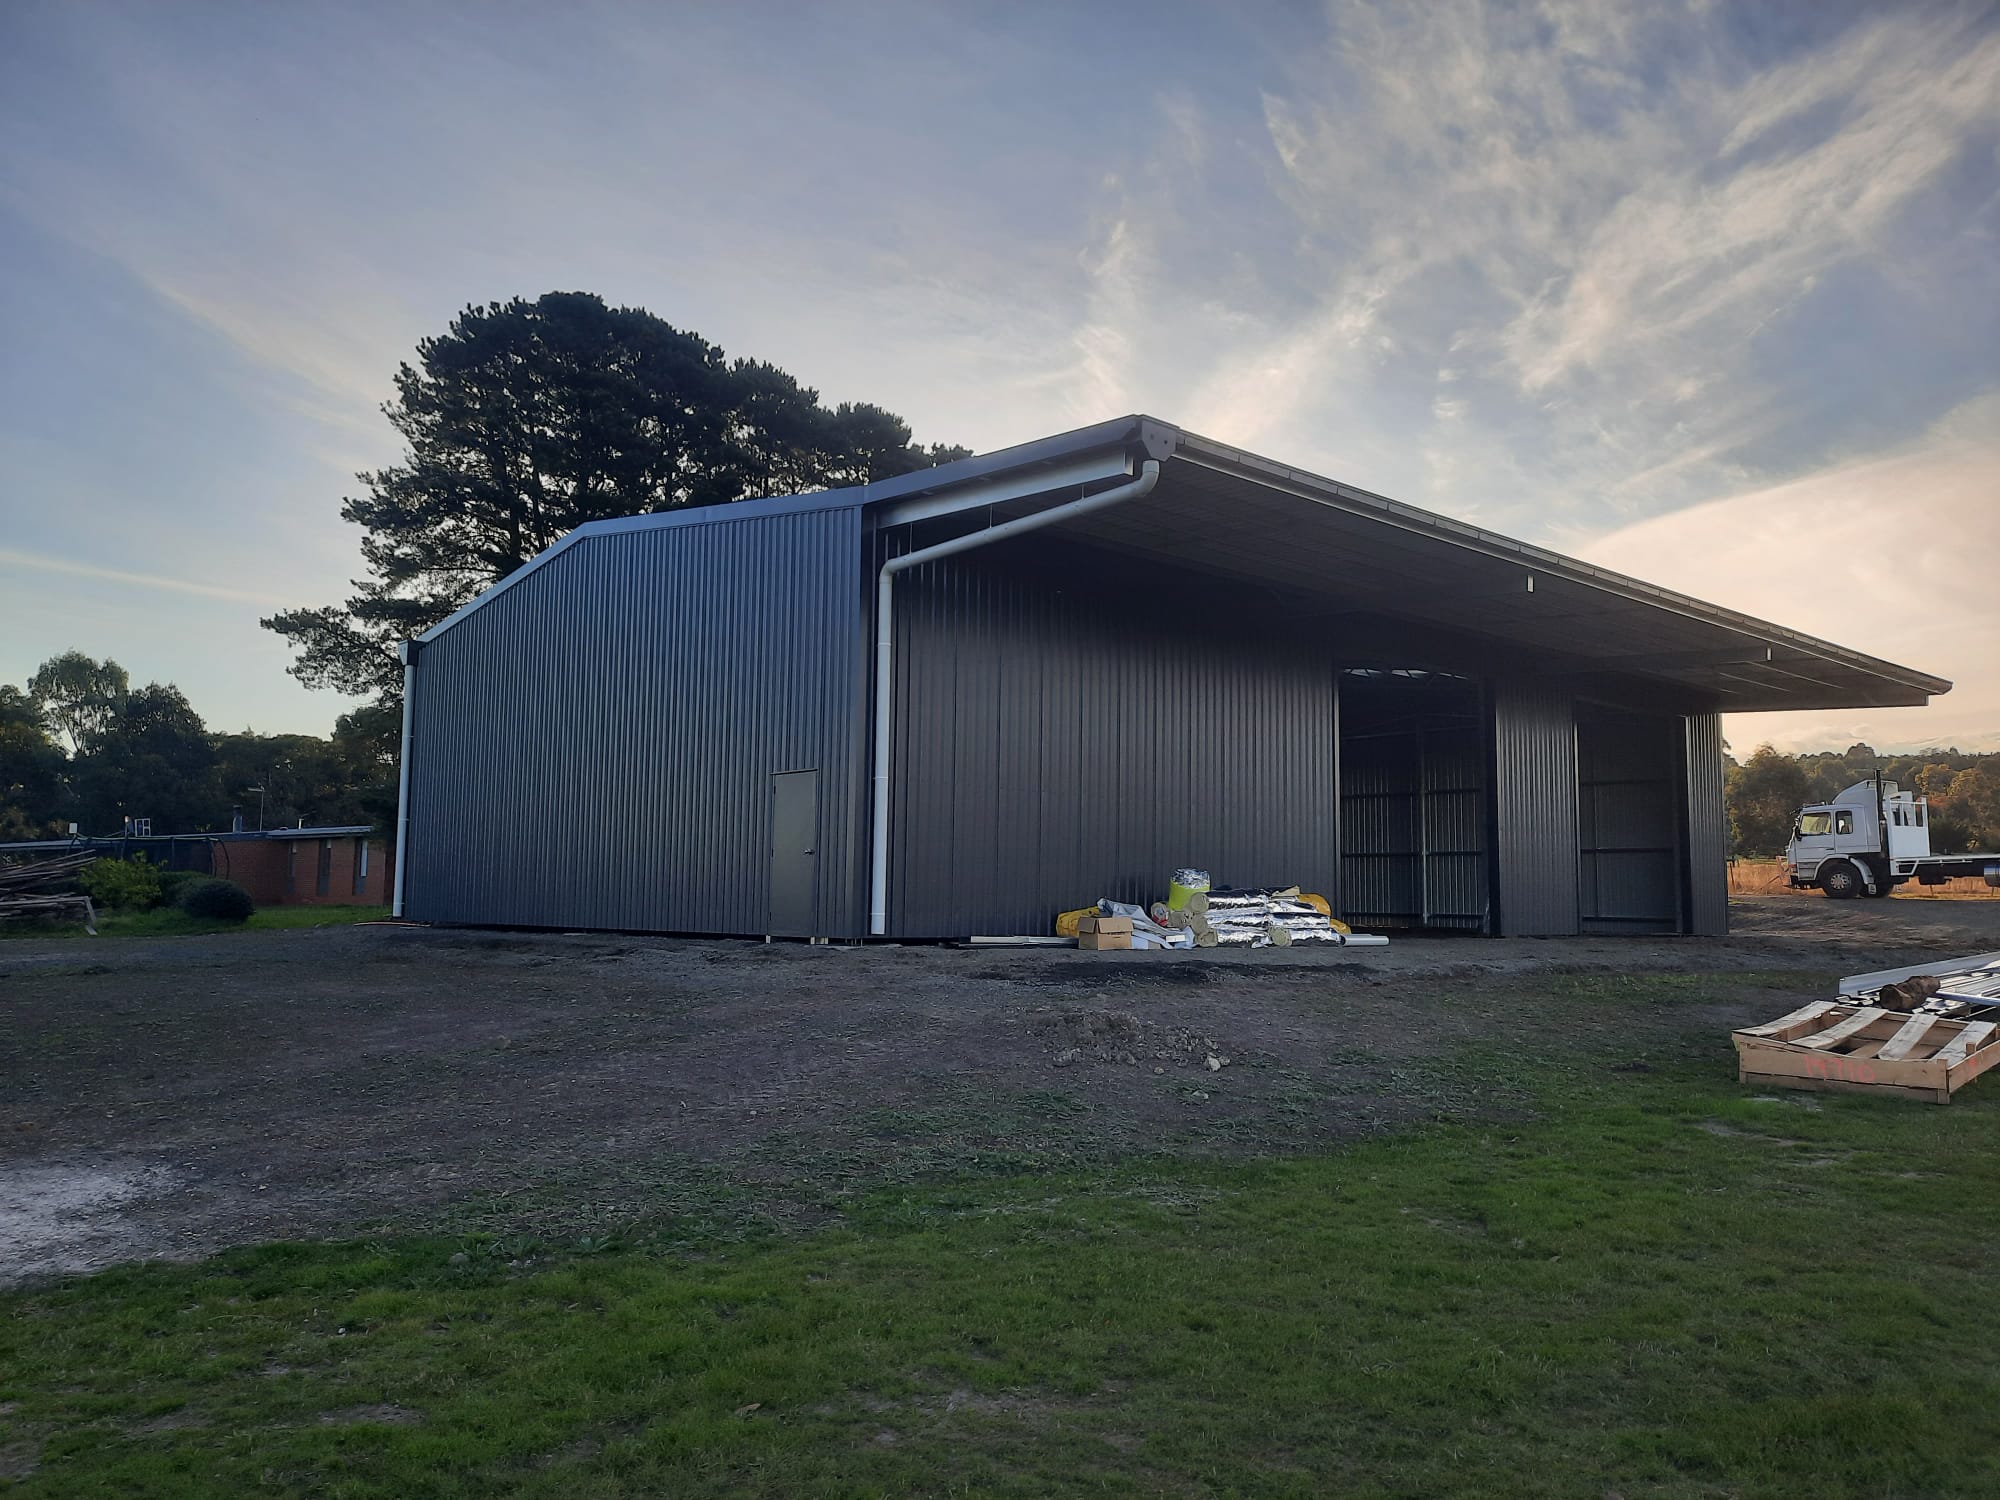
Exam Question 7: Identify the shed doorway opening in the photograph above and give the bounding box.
[1338,670,1489,932]
[1575,703,1683,934]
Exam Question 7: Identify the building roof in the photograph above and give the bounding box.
[415,415,1948,714]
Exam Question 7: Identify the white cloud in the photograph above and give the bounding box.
[1504,16,2000,392]
[0,547,295,608]
[1164,1,2000,530]
[1579,392,2000,753]
[1066,211,1147,420]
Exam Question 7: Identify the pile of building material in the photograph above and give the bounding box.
[1055,873,1389,950]
[1077,914,1133,950]
[0,850,99,934]
[1094,901,1196,949]
[1732,950,2000,1104]
[1198,887,1346,947]
[1838,951,2000,1016]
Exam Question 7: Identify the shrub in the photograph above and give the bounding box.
[78,856,165,910]
[156,869,199,905]
[179,879,255,923]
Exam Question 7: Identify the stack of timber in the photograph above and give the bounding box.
[0,850,99,934]
[1732,1001,2000,1105]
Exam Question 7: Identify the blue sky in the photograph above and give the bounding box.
[2,0,1997,752]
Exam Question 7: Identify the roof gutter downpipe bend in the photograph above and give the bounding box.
[868,458,1162,936]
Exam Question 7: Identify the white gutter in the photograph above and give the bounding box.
[875,449,1134,527]
[391,645,416,918]
[868,458,1161,935]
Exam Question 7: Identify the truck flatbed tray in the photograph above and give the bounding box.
[1733,1003,2000,1104]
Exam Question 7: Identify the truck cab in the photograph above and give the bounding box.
[1787,780,1931,897]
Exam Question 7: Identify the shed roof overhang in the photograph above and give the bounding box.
[866,418,1950,715]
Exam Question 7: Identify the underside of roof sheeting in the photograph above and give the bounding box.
[953,437,1945,714]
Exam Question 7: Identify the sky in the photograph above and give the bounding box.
[2,0,1996,754]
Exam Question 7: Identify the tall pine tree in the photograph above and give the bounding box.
[265,292,966,703]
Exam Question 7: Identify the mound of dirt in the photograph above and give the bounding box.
[1028,1008,1232,1072]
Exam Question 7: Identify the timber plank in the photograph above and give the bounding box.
[1877,1013,1941,1062]
[1738,1002,1843,1040]
[1795,1007,1888,1051]
[1933,1021,1997,1068]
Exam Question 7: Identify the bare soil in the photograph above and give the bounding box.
[5,895,1997,1286]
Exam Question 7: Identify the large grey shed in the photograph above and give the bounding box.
[392,416,1948,940]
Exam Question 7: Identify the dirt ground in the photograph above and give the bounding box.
[5,895,1999,1288]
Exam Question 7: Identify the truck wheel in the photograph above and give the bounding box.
[1819,860,1862,899]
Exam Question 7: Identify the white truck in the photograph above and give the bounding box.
[1787,778,2000,898]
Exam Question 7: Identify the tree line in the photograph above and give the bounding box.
[0,650,398,839]
[1726,743,2000,857]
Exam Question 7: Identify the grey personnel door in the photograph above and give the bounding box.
[768,770,819,937]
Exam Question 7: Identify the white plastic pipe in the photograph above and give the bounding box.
[391,651,415,918]
[868,459,1161,935]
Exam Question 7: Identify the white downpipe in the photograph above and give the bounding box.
[391,650,415,918]
[868,459,1161,935]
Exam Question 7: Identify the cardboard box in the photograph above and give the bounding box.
[1077,915,1132,935]
[1078,929,1132,951]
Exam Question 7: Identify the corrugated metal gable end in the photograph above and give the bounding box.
[404,507,866,935]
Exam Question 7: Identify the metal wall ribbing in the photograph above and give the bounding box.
[886,555,1338,938]
[1338,722,1487,931]
[1683,711,1729,936]
[1576,705,1681,934]
[404,506,867,935]
[1423,724,1490,929]
[1491,680,1580,936]
[1339,730,1422,926]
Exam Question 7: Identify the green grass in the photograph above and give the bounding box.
[1,904,388,940]
[4,986,1998,1496]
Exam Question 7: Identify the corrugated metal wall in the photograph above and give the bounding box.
[1339,731,1421,926]
[404,506,868,935]
[1423,724,1489,929]
[1683,711,1729,935]
[887,554,1338,937]
[1492,680,1579,936]
[1338,716,1487,931]
[1576,704,1682,934]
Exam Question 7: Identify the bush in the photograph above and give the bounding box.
[156,869,199,905]
[179,879,255,923]
[77,856,165,910]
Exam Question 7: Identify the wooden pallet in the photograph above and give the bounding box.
[1734,1002,2000,1104]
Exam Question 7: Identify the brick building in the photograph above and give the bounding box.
[0,826,394,908]
[208,827,395,908]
